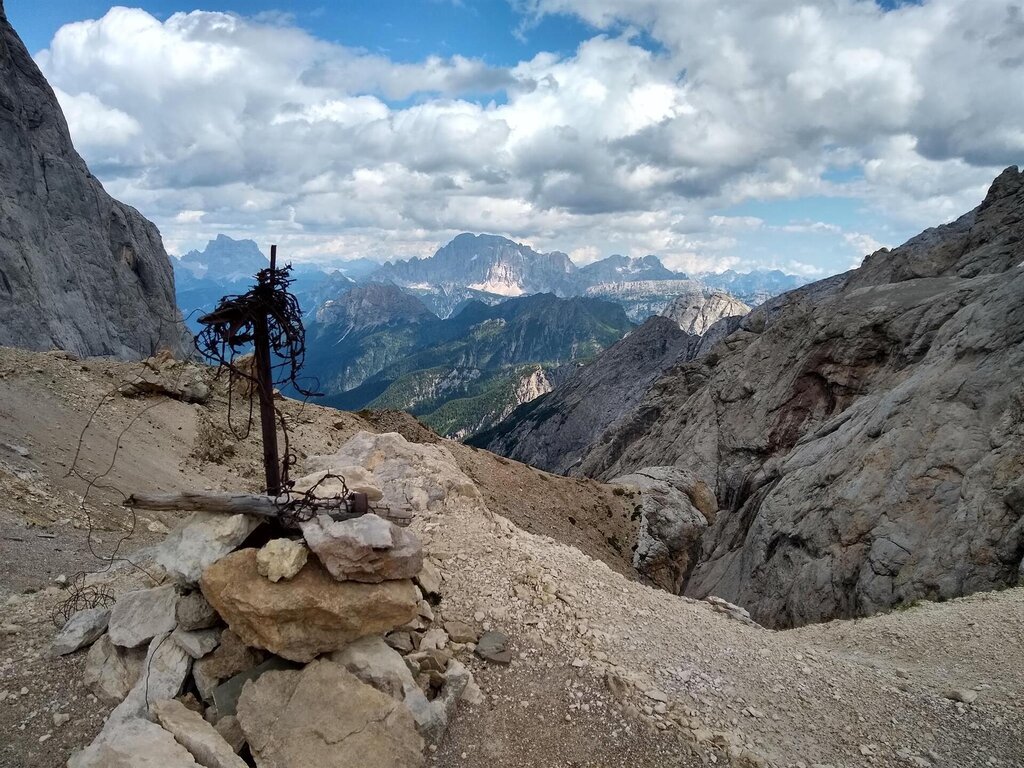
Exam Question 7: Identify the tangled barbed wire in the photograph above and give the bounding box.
[193,260,320,491]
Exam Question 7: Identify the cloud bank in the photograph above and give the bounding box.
[36,1,1023,271]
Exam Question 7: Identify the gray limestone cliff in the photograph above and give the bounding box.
[580,167,1024,626]
[479,168,1024,628]
[0,2,187,359]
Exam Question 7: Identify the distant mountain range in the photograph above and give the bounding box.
[172,232,806,437]
[371,233,809,318]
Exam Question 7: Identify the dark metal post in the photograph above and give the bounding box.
[254,244,282,495]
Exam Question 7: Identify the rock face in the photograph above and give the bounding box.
[0,3,187,359]
[660,288,750,335]
[237,660,424,768]
[200,549,419,662]
[549,167,1024,627]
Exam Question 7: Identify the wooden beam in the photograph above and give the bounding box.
[125,490,412,527]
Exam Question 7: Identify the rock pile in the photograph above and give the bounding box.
[55,431,490,767]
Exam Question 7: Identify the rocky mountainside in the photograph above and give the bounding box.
[491,167,1024,628]
[2,345,1022,768]
[0,2,187,359]
[661,288,751,335]
[469,306,747,474]
[303,290,633,437]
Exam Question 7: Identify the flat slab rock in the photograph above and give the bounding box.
[152,698,247,768]
[200,548,419,662]
[108,585,178,648]
[237,659,424,768]
[103,633,192,732]
[51,607,109,656]
[68,717,200,768]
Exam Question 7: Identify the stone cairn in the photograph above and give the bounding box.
[50,438,491,768]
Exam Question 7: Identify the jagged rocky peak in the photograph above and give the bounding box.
[374,233,577,297]
[315,282,437,333]
[0,3,188,359]
[660,287,750,336]
[177,234,268,281]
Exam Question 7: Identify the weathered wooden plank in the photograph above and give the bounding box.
[125,490,412,527]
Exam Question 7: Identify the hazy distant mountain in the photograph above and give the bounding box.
[173,235,355,332]
[177,234,268,282]
[367,234,806,321]
[697,269,809,305]
[576,254,682,286]
[583,279,705,322]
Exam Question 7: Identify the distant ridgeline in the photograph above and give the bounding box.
[172,233,804,438]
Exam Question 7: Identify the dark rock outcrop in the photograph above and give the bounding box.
[0,2,187,359]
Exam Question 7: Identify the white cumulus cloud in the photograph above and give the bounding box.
[33,2,1023,273]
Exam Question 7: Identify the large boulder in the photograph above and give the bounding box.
[156,512,262,584]
[236,659,424,768]
[0,3,188,359]
[611,467,716,593]
[300,513,423,583]
[200,549,418,662]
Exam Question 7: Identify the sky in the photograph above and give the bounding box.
[6,0,1023,276]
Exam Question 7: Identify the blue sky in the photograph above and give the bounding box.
[8,0,1020,274]
[9,1,598,67]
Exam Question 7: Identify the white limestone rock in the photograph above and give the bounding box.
[68,717,200,768]
[301,513,423,583]
[51,607,109,656]
[108,585,178,649]
[155,512,262,585]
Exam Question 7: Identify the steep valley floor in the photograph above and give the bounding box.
[0,346,1021,768]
